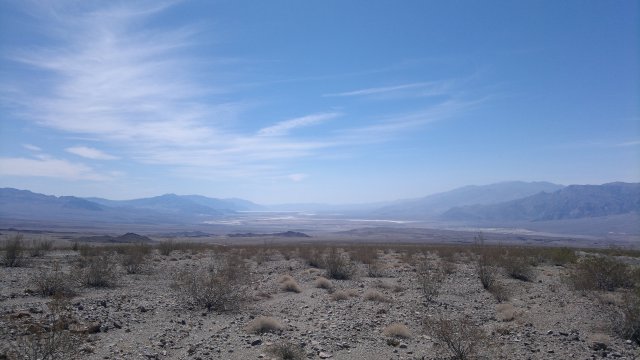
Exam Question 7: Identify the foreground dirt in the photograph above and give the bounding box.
[1,247,638,360]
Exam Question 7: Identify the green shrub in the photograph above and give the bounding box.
[499,256,534,282]
[571,256,632,291]
[548,247,577,266]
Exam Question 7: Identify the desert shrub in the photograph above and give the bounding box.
[278,274,294,283]
[366,260,385,277]
[612,289,640,344]
[298,246,323,268]
[476,255,496,290]
[33,263,75,297]
[158,240,176,256]
[77,244,104,257]
[363,289,391,303]
[417,265,443,303]
[331,290,350,301]
[496,303,516,322]
[314,276,332,290]
[547,247,577,266]
[423,315,484,360]
[351,247,385,277]
[281,279,302,293]
[121,243,150,274]
[488,282,510,303]
[267,341,305,360]
[441,260,457,275]
[350,246,378,264]
[330,289,358,301]
[631,267,640,287]
[324,248,355,280]
[374,279,402,292]
[499,256,534,282]
[8,296,82,360]
[245,316,283,334]
[3,234,24,267]
[76,252,117,288]
[28,239,53,257]
[383,323,411,339]
[174,255,250,312]
[570,256,633,291]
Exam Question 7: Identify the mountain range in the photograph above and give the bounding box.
[373,181,565,218]
[441,182,640,221]
[0,182,638,236]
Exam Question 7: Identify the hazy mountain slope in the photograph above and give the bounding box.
[373,181,564,218]
[0,188,214,225]
[106,194,225,215]
[87,194,263,213]
[442,182,640,221]
[182,195,264,211]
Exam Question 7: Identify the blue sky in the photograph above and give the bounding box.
[0,0,638,204]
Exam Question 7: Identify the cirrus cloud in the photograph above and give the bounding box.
[66,146,118,160]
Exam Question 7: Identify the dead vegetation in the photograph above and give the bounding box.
[6,296,84,360]
[3,234,25,267]
[245,316,283,334]
[173,255,250,312]
[423,315,485,360]
[383,323,412,339]
[266,341,305,360]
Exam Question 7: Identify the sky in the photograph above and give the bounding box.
[0,0,638,204]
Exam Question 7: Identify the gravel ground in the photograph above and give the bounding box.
[1,246,638,360]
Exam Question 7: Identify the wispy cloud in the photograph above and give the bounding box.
[287,173,308,182]
[614,140,640,147]
[66,146,118,160]
[258,113,341,137]
[0,156,113,181]
[22,144,42,152]
[335,98,485,143]
[1,2,482,181]
[323,81,454,98]
[548,138,640,150]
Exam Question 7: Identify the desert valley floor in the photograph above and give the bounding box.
[1,235,639,360]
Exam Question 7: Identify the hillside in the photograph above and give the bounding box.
[442,182,640,221]
[372,181,564,218]
[0,188,248,227]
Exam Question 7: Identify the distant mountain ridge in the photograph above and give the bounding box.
[442,182,640,221]
[86,193,264,214]
[372,181,565,218]
[1,182,637,236]
[0,188,262,226]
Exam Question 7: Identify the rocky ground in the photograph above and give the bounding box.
[1,243,639,360]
